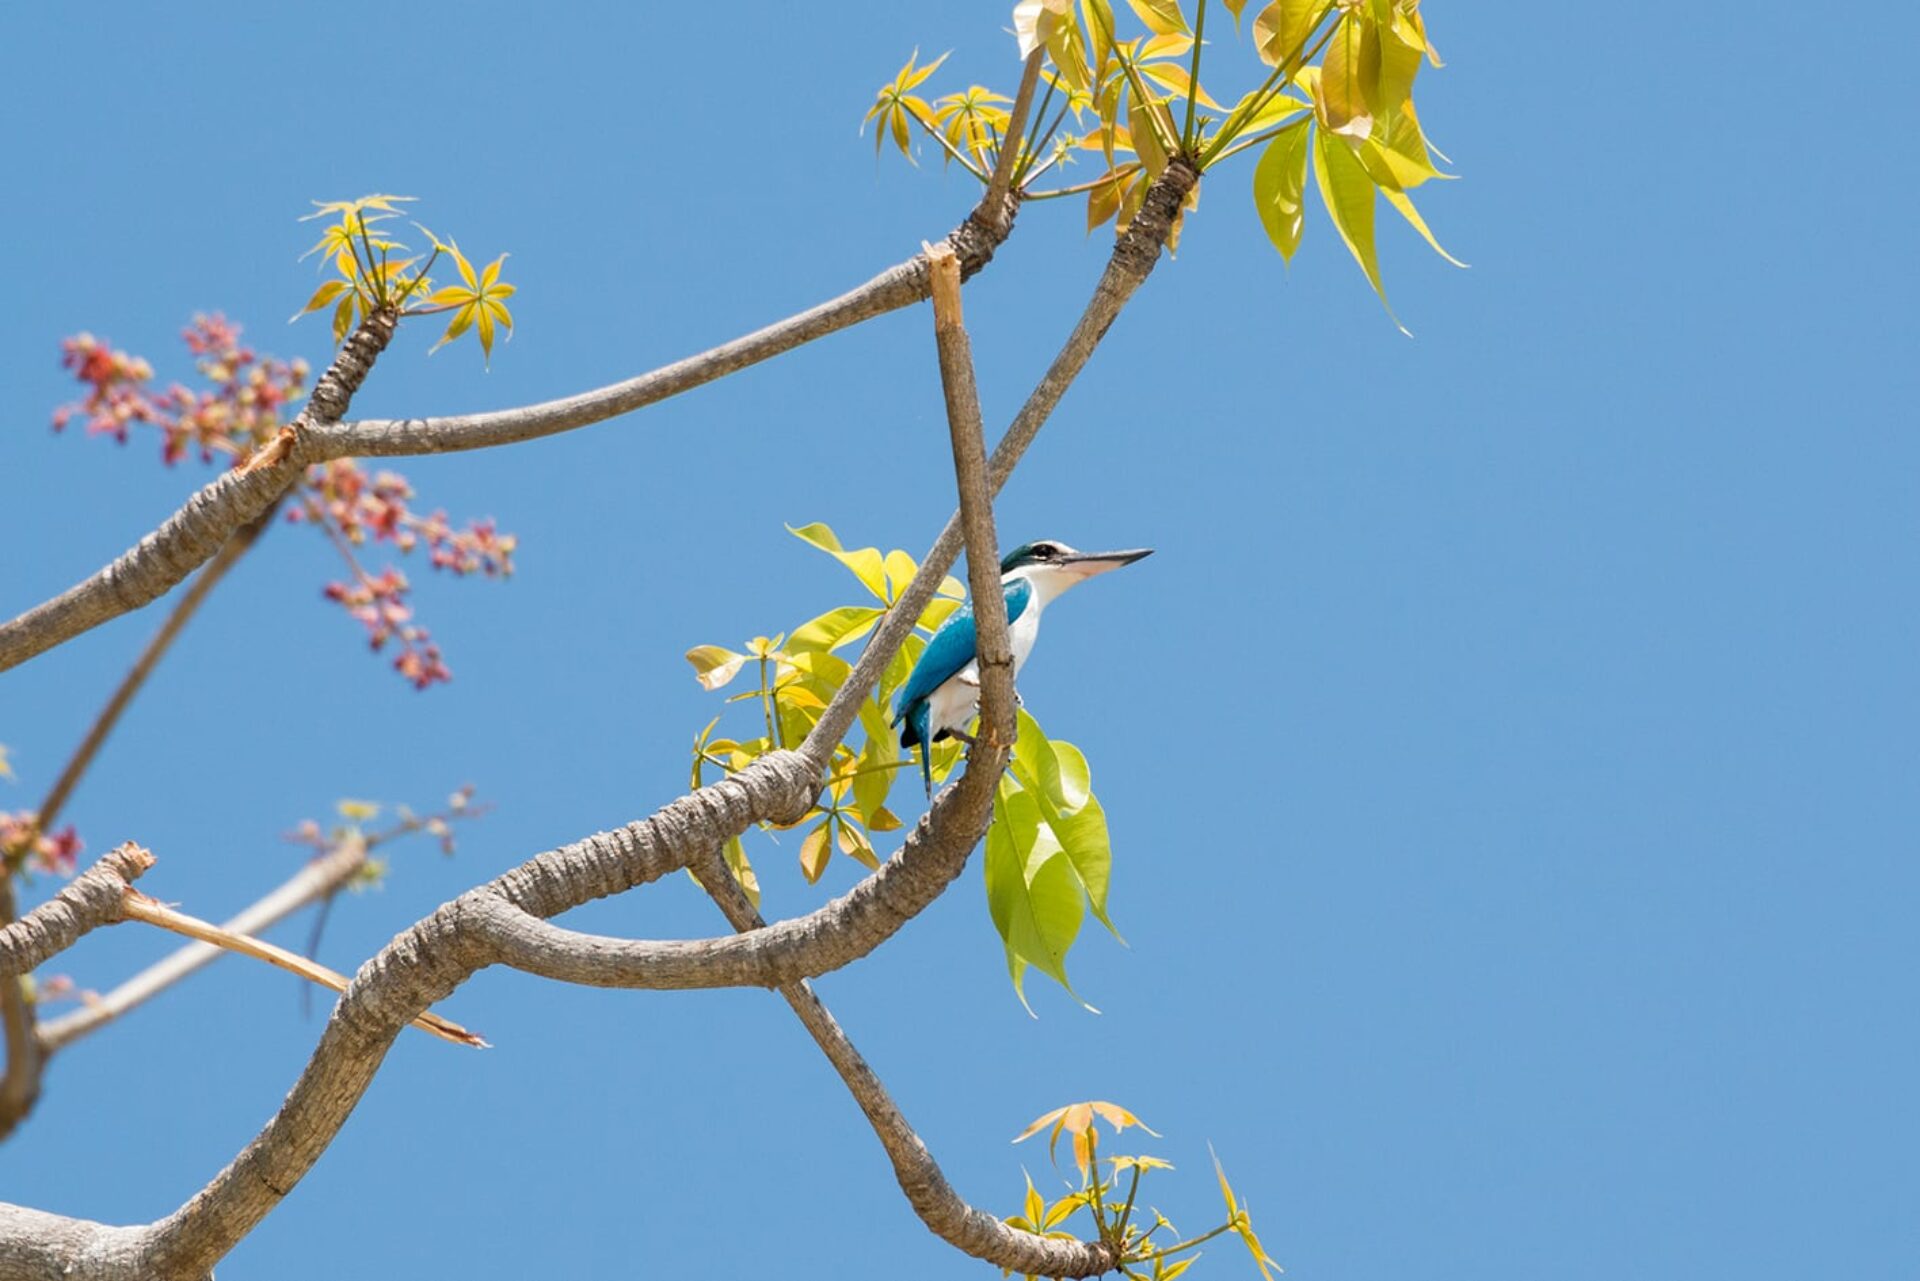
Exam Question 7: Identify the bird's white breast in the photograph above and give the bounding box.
[924,581,1048,739]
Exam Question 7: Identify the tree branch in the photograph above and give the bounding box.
[0,837,141,1143]
[802,158,1200,762]
[0,159,1200,1281]
[696,874,1114,1278]
[0,311,397,676]
[36,836,368,1054]
[32,507,277,834]
[982,50,1045,238]
[675,232,1120,1279]
[0,205,1026,678]
[0,844,154,982]
[469,741,999,990]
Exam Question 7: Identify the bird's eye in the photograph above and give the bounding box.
[1036,543,1060,559]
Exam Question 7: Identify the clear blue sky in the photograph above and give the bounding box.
[2,3,1914,1278]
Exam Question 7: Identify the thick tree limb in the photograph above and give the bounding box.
[0,160,1197,1281]
[0,202,1020,677]
[469,757,1000,990]
[37,837,369,1054]
[679,228,1122,1280]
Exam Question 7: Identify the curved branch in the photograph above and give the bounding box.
[130,750,817,1280]
[0,202,1021,678]
[0,844,154,979]
[470,739,999,990]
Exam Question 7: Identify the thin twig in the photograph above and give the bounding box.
[35,502,277,833]
[117,891,483,1049]
[0,211,1023,675]
[982,50,1046,233]
[36,836,370,1054]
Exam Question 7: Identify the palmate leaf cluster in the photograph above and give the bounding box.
[1005,1101,1280,1281]
[685,525,1123,1006]
[293,194,517,363]
[869,0,1459,323]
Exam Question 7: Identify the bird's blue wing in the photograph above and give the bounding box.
[893,606,978,728]
[891,578,1032,728]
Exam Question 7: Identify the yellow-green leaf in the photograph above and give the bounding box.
[1137,60,1222,110]
[1318,13,1375,140]
[336,799,380,821]
[1126,0,1188,36]
[1313,125,1403,329]
[292,278,350,320]
[1253,0,1325,67]
[686,645,750,690]
[799,821,833,883]
[1381,184,1466,266]
[787,523,890,601]
[1252,117,1312,261]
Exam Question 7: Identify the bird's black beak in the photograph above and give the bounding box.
[1059,548,1154,579]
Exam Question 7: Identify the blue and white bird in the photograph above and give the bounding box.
[893,539,1152,795]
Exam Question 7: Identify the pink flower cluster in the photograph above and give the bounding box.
[0,812,82,877]
[54,316,309,467]
[53,319,516,690]
[321,567,451,689]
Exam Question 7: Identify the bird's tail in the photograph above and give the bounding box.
[899,701,934,798]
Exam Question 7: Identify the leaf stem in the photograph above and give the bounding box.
[1197,2,1338,167]
[1182,0,1208,151]
[1025,162,1142,200]
[912,112,991,181]
[1137,1220,1237,1264]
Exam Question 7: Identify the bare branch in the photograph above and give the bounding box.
[37,837,368,1054]
[0,844,154,980]
[0,312,398,676]
[981,50,1045,237]
[0,161,1202,1281]
[803,159,1201,762]
[469,750,999,990]
[697,870,1114,1278]
[117,890,481,1048]
[0,204,1025,677]
[36,505,276,832]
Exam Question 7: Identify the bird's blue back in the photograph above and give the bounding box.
[893,576,1032,737]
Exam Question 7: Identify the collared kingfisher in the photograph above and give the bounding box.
[893,540,1152,795]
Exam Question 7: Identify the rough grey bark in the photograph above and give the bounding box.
[0,158,1197,1281]
[0,845,153,980]
[36,836,369,1054]
[0,311,396,675]
[0,208,1019,676]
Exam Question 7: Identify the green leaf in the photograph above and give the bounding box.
[1313,127,1403,330]
[787,523,889,601]
[1252,117,1312,262]
[1050,739,1093,811]
[1052,794,1117,937]
[985,781,1090,1009]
